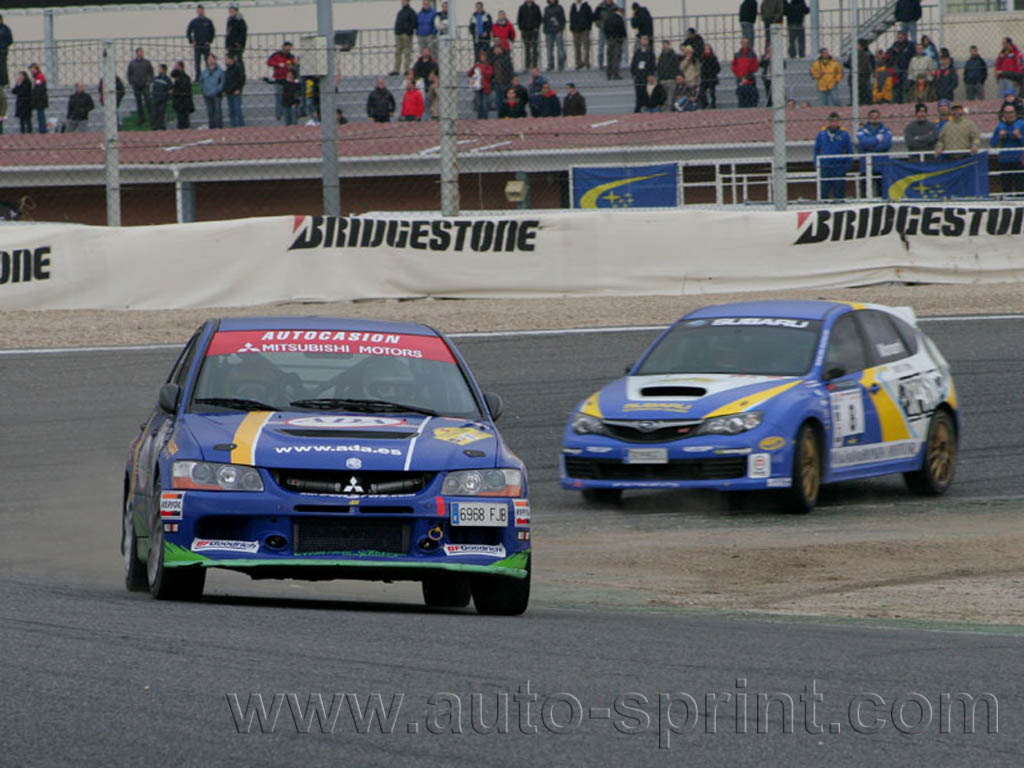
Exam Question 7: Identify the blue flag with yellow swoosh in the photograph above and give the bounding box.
[879,154,989,201]
[571,163,679,209]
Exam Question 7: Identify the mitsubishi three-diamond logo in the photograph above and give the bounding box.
[343,476,364,494]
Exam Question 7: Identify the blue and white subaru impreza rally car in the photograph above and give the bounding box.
[561,300,958,513]
[123,317,530,614]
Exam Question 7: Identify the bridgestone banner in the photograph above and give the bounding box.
[3,205,1024,310]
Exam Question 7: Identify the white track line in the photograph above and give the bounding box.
[1,314,1022,356]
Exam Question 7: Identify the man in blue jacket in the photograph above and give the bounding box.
[814,112,853,200]
[856,108,893,197]
[199,53,225,129]
[417,0,439,57]
[991,103,1024,194]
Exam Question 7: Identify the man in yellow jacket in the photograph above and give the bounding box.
[811,47,843,106]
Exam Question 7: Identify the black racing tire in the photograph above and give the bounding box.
[422,574,472,608]
[471,555,531,616]
[122,488,149,592]
[904,410,957,496]
[782,423,821,515]
[581,488,623,505]
[147,478,206,601]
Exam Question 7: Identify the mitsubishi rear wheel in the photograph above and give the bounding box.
[471,555,530,616]
[147,479,206,601]
[784,423,821,514]
[904,410,957,496]
[122,490,148,592]
[422,574,472,608]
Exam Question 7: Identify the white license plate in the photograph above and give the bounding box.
[626,448,669,464]
[451,502,508,527]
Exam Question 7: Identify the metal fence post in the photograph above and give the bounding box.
[938,0,947,52]
[439,0,460,216]
[772,23,787,211]
[43,10,58,87]
[318,0,340,217]
[103,41,121,227]
[851,1,859,134]
[809,0,820,62]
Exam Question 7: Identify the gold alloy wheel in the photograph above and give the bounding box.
[927,416,955,485]
[800,429,820,501]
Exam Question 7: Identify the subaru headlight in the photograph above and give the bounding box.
[172,460,264,492]
[696,411,764,435]
[571,412,608,435]
[442,469,523,497]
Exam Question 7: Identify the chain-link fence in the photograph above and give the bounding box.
[3,2,1024,224]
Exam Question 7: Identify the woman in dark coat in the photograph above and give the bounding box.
[698,44,720,109]
[12,70,32,133]
[170,64,194,129]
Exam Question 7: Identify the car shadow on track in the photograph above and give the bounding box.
[564,477,925,520]
[197,592,477,616]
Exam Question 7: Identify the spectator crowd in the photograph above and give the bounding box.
[0,0,1021,199]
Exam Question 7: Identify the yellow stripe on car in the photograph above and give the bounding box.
[859,369,911,442]
[231,411,274,466]
[581,391,603,418]
[704,379,803,417]
[946,378,959,410]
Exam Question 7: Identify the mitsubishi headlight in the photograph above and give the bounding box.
[696,411,764,435]
[571,412,608,435]
[442,469,523,497]
[172,460,264,492]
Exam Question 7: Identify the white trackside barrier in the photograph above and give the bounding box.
[3,204,1024,310]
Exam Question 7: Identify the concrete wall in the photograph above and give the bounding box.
[1,0,852,43]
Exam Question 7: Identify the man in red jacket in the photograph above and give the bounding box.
[266,41,295,121]
[996,37,1023,97]
[400,77,425,120]
[731,37,759,83]
[492,10,516,52]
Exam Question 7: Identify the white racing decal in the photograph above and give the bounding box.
[159,491,185,520]
[710,318,811,328]
[403,417,431,471]
[273,444,403,456]
[190,538,260,554]
[830,439,920,468]
[514,500,531,527]
[747,453,771,479]
[766,477,793,488]
[829,388,865,448]
[443,544,507,557]
[897,370,944,423]
[284,416,408,428]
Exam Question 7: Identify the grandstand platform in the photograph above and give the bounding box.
[29,56,836,132]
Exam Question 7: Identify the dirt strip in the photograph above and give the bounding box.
[3,282,1024,350]
[537,500,1024,626]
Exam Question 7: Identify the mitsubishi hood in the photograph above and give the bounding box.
[181,412,500,470]
[585,374,805,420]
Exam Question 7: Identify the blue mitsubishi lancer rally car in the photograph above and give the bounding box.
[561,300,959,513]
[123,317,530,615]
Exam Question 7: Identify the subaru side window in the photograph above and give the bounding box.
[824,314,869,378]
[859,310,910,364]
[889,315,920,357]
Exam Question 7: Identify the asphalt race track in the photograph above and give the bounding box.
[2,319,1024,766]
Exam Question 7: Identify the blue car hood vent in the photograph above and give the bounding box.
[274,428,417,440]
[639,385,707,398]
